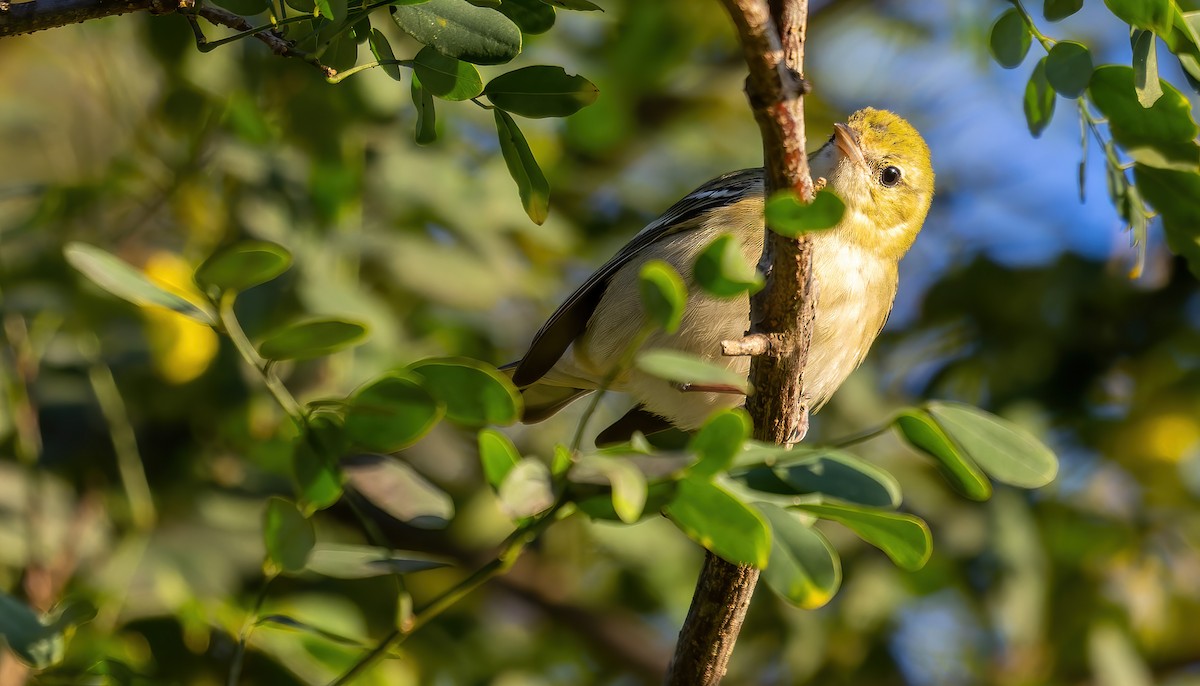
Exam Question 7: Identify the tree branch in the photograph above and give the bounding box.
[0,0,181,36]
[666,1,815,684]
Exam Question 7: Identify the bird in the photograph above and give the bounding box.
[508,108,934,444]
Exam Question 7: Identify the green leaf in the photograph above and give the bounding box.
[793,502,932,571]
[342,454,454,528]
[570,455,647,523]
[343,374,443,452]
[369,29,402,81]
[483,66,599,118]
[664,476,771,567]
[894,410,992,501]
[304,543,450,578]
[753,503,841,609]
[1044,41,1093,98]
[926,401,1059,488]
[63,243,215,325]
[497,0,555,34]
[313,0,345,22]
[1133,164,1200,276]
[497,457,555,520]
[989,8,1031,69]
[1104,0,1172,34]
[391,0,522,65]
[1089,65,1200,158]
[735,449,901,509]
[411,73,438,145]
[689,409,750,478]
[1132,30,1163,107]
[258,318,368,361]
[638,260,686,333]
[539,0,601,9]
[635,349,750,395]
[294,415,345,513]
[409,357,523,426]
[478,428,521,490]
[255,615,368,648]
[1043,0,1082,21]
[263,496,315,575]
[494,109,550,224]
[1024,57,1056,138]
[413,46,483,101]
[576,480,677,522]
[0,593,69,668]
[693,233,763,298]
[764,189,845,236]
[195,240,293,295]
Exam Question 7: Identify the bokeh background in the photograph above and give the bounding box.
[3,0,1200,684]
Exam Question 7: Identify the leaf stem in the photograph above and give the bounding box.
[227,576,274,686]
[326,59,413,84]
[218,291,306,423]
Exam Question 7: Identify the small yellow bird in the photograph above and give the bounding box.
[510,108,934,443]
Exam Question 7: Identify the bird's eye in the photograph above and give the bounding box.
[879,166,903,187]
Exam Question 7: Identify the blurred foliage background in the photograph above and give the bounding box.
[2,0,1200,684]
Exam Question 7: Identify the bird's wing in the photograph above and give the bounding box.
[512,169,763,386]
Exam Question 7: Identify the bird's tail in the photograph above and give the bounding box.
[500,361,592,423]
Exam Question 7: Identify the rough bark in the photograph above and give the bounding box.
[0,0,176,36]
[665,1,815,684]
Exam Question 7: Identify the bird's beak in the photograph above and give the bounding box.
[833,123,868,169]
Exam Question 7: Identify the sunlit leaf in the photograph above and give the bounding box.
[391,0,522,65]
[635,349,750,395]
[1104,0,1172,35]
[926,402,1058,488]
[639,260,686,333]
[497,457,554,520]
[571,455,647,523]
[263,496,315,575]
[410,357,522,426]
[258,318,368,361]
[304,544,451,578]
[689,409,750,478]
[664,476,770,567]
[693,233,763,298]
[413,46,483,101]
[989,8,1031,69]
[754,503,841,609]
[1133,164,1200,277]
[1024,57,1055,137]
[764,189,845,236]
[64,243,215,325]
[194,240,292,295]
[894,409,992,501]
[483,66,599,118]
[1089,65,1200,170]
[494,110,551,224]
[793,502,932,571]
[342,454,454,528]
[478,428,521,490]
[1132,29,1163,107]
[343,374,443,452]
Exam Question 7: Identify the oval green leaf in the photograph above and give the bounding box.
[293,417,345,513]
[258,318,368,361]
[764,189,845,236]
[391,0,522,65]
[753,503,841,609]
[342,453,454,528]
[539,0,600,9]
[570,455,647,523]
[413,46,483,101]
[1089,65,1200,162]
[494,110,551,224]
[693,233,764,298]
[369,29,402,81]
[1132,29,1163,108]
[195,240,292,295]
[497,457,555,520]
[409,357,523,426]
[793,502,931,571]
[735,449,901,509]
[1134,164,1200,275]
[1045,41,1093,98]
[1104,0,1172,34]
[484,65,599,118]
[639,259,686,333]
[478,428,521,490]
[343,374,444,452]
[411,73,438,145]
[635,349,750,395]
[497,0,555,34]
[1024,57,1056,137]
[689,409,750,478]
[1043,0,1082,21]
[894,410,992,501]
[64,243,215,325]
[989,8,1031,69]
[263,496,315,575]
[304,544,451,578]
[926,401,1059,488]
[665,476,770,567]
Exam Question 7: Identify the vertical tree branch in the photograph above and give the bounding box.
[666,1,814,684]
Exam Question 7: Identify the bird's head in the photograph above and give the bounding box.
[809,108,934,262]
